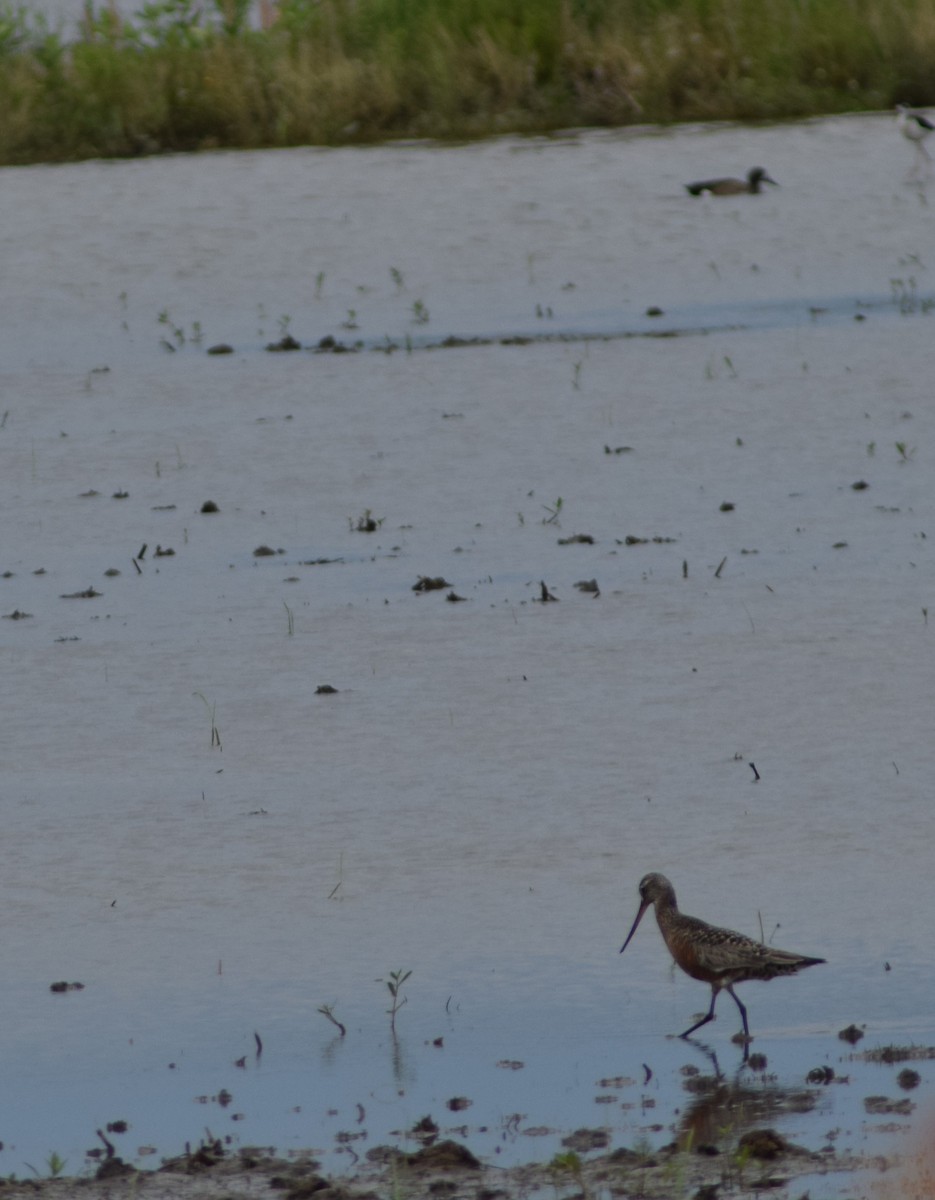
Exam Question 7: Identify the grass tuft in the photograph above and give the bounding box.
[0,0,935,163]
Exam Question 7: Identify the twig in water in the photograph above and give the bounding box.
[328,852,343,899]
[714,556,727,579]
[317,1004,346,1037]
[749,762,760,781]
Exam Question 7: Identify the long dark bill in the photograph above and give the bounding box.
[620,899,650,954]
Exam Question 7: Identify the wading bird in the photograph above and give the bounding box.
[620,872,824,1043]
[685,167,778,196]
[896,104,935,176]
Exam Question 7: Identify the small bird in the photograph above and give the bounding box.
[685,167,778,196]
[620,872,824,1043]
[896,104,934,175]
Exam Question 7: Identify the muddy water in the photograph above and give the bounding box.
[2,117,935,1186]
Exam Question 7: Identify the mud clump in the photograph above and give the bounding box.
[561,1128,610,1153]
[736,1129,800,1160]
[266,334,302,352]
[413,576,451,592]
[409,1116,439,1144]
[95,1157,134,1180]
[279,1178,357,1200]
[398,1140,481,1171]
[864,1095,914,1115]
[166,1139,227,1172]
[60,587,101,599]
[838,1023,865,1044]
[861,1044,935,1063]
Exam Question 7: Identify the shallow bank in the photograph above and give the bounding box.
[0,1134,873,1200]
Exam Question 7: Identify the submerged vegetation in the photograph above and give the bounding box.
[2,0,935,163]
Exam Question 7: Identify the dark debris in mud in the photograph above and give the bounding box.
[60,586,101,599]
[863,1095,914,1115]
[202,319,756,365]
[736,1129,804,1160]
[413,575,452,592]
[560,1128,610,1153]
[0,1128,881,1200]
[858,1042,935,1062]
[266,334,302,352]
[398,1140,482,1171]
[838,1023,865,1044]
[315,335,359,354]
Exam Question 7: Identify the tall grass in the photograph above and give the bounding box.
[0,0,934,163]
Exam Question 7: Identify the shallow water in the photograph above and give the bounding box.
[2,115,935,1187]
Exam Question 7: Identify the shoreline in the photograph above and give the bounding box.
[0,1134,881,1200]
[1,0,932,165]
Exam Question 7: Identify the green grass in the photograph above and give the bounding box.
[0,0,935,163]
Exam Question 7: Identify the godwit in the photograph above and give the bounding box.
[620,873,824,1042]
[896,104,934,175]
[685,167,778,196]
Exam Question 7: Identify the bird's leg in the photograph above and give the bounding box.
[725,984,751,1041]
[680,987,719,1038]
